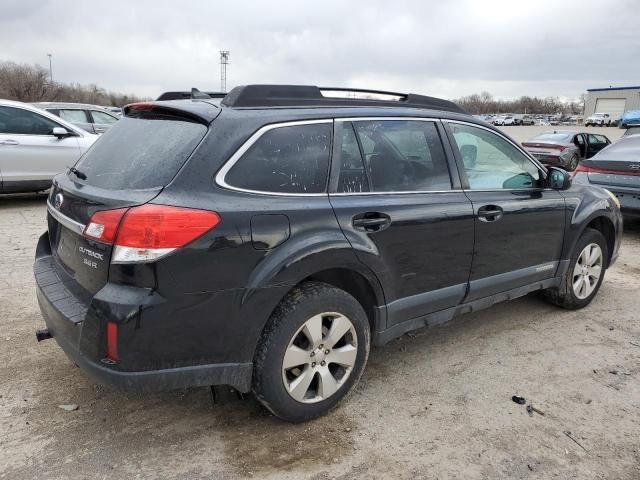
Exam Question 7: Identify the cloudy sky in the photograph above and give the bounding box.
[2,0,638,101]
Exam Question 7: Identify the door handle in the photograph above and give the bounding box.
[352,213,391,232]
[477,205,504,222]
[0,139,19,146]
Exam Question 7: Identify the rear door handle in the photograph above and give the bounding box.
[0,139,19,146]
[352,213,391,232]
[477,205,504,222]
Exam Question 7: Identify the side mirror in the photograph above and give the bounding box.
[547,167,572,190]
[52,127,71,139]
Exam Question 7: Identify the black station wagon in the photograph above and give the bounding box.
[35,85,622,422]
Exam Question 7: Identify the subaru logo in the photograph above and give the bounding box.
[54,193,64,210]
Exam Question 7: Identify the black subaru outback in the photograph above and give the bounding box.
[35,85,622,422]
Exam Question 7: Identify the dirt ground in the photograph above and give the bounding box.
[1,125,638,479]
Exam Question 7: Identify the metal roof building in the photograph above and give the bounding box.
[584,86,640,119]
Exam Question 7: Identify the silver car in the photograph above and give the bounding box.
[522,131,611,171]
[32,102,119,134]
[0,100,97,193]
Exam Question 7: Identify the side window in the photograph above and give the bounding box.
[575,134,585,146]
[587,134,607,145]
[0,106,60,135]
[224,122,332,194]
[336,122,369,193]
[352,120,451,192]
[91,111,118,124]
[449,123,541,190]
[58,109,89,124]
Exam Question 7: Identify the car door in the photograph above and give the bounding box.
[574,133,587,159]
[0,105,81,189]
[586,134,610,158]
[329,118,474,327]
[444,121,566,302]
[89,110,119,134]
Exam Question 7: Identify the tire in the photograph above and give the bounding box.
[567,154,579,171]
[543,228,608,310]
[252,282,370,422]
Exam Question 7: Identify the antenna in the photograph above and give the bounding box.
[219,50,230,93]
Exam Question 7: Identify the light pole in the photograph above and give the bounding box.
[47,53,53,83]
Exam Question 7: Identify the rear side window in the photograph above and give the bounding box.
[224,122,332,194]
[352,120,451,192]
[58,109,89,123]
[75,116,206,189]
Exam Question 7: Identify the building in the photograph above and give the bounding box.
[584,86,640,119]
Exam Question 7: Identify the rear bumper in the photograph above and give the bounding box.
[34,232,253,393]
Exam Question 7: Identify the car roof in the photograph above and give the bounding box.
[32,102,112,111]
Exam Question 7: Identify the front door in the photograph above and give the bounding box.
[444,121,566,301]
[329,119,475,326]
[586,133,610,158]
[0,105,81,187]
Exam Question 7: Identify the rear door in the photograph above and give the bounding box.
[329,118,474,326]
[0,105,81,187]
[444,121,566,301]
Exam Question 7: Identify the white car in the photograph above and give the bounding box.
[501,115,516,126]
[585,112,612,127]
[0,100,97,193]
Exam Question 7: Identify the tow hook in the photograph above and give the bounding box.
[35,328,52,342]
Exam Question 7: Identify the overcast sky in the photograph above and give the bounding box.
[2,0,638,101]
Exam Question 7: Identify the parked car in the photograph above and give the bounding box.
[501,115,516,126]
[622,126,640,137]
[619,110,640,128]
[518,114,535,126]
[0,100,97,193]
[492,115,508,125]
[32,102,120,134]
[34,85,622,422]
[522,131,611,171]
[585,113,612,127]
[573,134,640,217]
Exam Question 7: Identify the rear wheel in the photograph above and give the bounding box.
[567,154,579,171]
[544,228,608,309]
[252,282,370,422]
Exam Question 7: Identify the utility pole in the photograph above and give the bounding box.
[47,53,53,83]
[219,50,230,93]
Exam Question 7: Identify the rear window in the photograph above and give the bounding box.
[224,122,332,194]
[532,133,571,142]
[75,116,206,189]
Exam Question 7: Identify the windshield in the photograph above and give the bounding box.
[74,116,206,189]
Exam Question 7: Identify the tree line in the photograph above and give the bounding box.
[0,61,146,107]
[453,91,585,115]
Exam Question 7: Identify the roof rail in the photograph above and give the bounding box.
[156,90,227,101]
[221,85,465,113]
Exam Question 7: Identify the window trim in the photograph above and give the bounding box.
[215,119,334,196]
[443,119,550,192]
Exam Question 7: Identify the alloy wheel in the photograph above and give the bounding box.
[282,312,358,403]
[572,243,603,299]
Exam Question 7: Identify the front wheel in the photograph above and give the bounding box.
[544,228,608,309]
[252,282,370,422]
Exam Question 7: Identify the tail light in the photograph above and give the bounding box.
[548,145,568,151]
[83,204,221,263]
[573,164,640,177]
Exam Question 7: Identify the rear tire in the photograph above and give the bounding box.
[567,154,579,171]
[252,282,370,422]
[544,228,608,310]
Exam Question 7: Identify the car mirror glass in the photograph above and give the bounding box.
[547,167,571,190]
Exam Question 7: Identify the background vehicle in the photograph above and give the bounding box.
[492,115,508,125]
[501,115,516,125]
[573,134,640,217]
[519,114,535,125]
[522,131,611,171]
[619,110,640,128]
[0,100,96,193]
[585,112,612,127]
[34,85,621,422]
[32,102,120,134]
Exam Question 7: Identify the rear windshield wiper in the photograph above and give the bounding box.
[68,167,87,180]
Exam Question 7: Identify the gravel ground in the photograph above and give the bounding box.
[1,126,638,479]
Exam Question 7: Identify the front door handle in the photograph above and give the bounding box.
[352,213,391,232]
[477,205,504,222]
[0,139,19,146]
